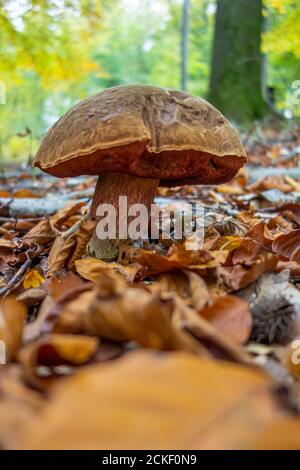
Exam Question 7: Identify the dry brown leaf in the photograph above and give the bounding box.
[272,229,300,262]
[47,235,76,277]
[151,270,210,311]
[247,222,275,249]
[217,252,279,291]
[226,239,262,266]
[0,190,10,197]
[214,235,243,252]
[0,297,27,362]
[9,351,299,450]
[68,219,97,269]
[174,297,252,364]
[75,257,141,283]
[18,334,99,389]
[23,218,57,245]
[13,189,39,198]
[199,295,252,343]
[53,280,205,355]
[51,201,86,227]
[190,249,229,270]
[0,238,19,249]
[24,295,55,342]
[119,242,213,278]
[253,417,300,449]
[52,275,251,365]
[280,203,300,225]
[17,288,47,307]
[0,365,44,448]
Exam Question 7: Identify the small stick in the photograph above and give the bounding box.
[0,253,32,297]
[284,175,300,192]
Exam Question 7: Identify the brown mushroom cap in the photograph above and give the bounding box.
[34,85,246,186]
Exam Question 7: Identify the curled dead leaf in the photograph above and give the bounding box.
[68,219,97,269]
[18,334,99,390]
[53,280,205,355]
[47,236,76,277]
[151,270,210,311]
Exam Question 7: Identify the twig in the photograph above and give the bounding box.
[0,252,32,297]
[0,216,44,224]
[62,213,90,239]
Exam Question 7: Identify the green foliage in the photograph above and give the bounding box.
[0,0,299,160]
[0,0,103,160]
[263,0,300,115]
[0,0,215,161]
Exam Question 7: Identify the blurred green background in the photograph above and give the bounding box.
[0,0,300,161]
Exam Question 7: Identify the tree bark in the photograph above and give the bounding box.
[209,0,268,124]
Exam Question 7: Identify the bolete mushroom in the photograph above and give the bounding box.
[34,85,246,260]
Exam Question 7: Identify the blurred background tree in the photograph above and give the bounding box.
[209,0,267,123]
[0,0,299,161]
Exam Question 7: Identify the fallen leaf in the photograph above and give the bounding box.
[68,219,97,269]
[272,230,300,262]
[218,252,278,291]
[18,334,99,390]
[23,218,57,245]
[0,239,19,249]
[75,257,141,283]
[51,201,86,227]
[0,366,44,448]
[151,270,210,311]
[199,295,252,343]
[53,279,204,355]
[13,189,39,198]
[17,288,47,306]
[47,236,76,277]
[23,270,45,289]
[226,239,262,265]
[9,351,299,450]
[247,222,275,249]
[119,242,213,278]
[0,297,27,361]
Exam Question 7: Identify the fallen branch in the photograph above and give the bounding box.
[0,196,89,217]
[0,253,32,297]
[248,166,300,183]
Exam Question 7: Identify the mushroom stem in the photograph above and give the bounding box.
[86,172,159,260]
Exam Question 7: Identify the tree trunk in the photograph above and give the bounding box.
[208,0,268,124]
[180,0,190,91]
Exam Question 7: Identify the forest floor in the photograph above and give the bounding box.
[1,122,300,449]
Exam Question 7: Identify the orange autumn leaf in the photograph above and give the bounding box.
[9,351,299,450]
[23,270,45,289]
[0,297,27,362]
[215,235,243,251]
[75,257,141,283]
[13,189,39,198]
[199,295,252,344]
[272,230,300,262]
[0,190,10,197]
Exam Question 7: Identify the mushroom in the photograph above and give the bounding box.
[34,85,246,260]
